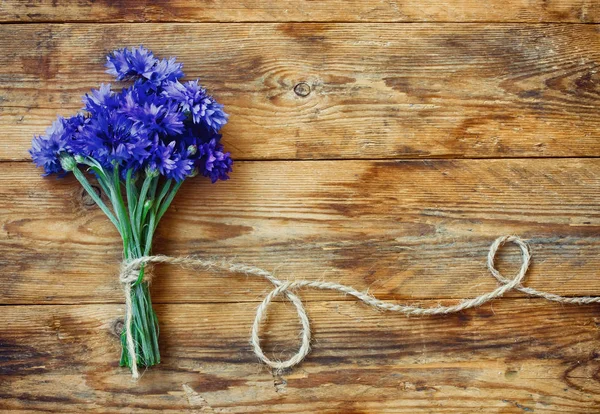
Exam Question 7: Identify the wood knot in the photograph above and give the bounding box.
[110,318,124,337]
[81,185,101,207]
[294,82,311,97]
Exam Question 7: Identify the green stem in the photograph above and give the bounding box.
[107,164,135,257]
[149,175,159,200]
[154,179,172,216]
[72,166,120,230]
[144,212,156,256]
[125,169,142,253]
[120,282,160,368]
[77,158,115,216]
[90,170,112,203]
[136,173,153,234]
[155,180,183,225]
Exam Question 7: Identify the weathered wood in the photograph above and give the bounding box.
[1,300,599,412]
[2,6,600,410]
[1,0,598,23]
[1,159,598,304]
[2,23,600,161]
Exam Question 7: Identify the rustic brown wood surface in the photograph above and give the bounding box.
[1,0,599,23]
[1,301,600,412]
[1,1,599,413]
[2,159,599,305]
[2,23,600,161]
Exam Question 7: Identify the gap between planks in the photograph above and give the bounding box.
[2,20,600,25]
[5,156,600,163]
[0,297,573,307]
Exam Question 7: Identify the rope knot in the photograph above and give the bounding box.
[118,256,154,380]
[120,258,153,285]
[119,261,142,285]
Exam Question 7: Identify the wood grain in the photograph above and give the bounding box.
[1,300,599,412]
[2,159,598,305]
[2,23,600,161]
[2,5,600,411]
[1,0,599,23]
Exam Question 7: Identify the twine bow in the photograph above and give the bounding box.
[119,235,600,379]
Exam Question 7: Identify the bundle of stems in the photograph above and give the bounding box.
[64,154,183,370]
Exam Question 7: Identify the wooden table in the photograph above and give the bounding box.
[1,1,599,412]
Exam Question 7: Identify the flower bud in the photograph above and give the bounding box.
[59,154,77,172]
[74,154,86,164]
[143,199,154,211]
[188,167,199,178]
[145,167,159,178]
[187,145,197,156]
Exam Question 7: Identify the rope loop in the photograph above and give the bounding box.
[487,235,531,288]
[250,281,312,371]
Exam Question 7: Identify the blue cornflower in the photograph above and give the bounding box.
[179,120,222,149]
[106,46,158,81]
[163,80,228,131]
[128,46,158,78]
[120,85,185,137]
[105,48,131,80]
[83,83,119,115]
[199,98,228,132]
[106,46,183,91]
[30,115,86,175]
[167,153,194,181]
[119,80,154,115]
[77,107,153,171]
[149,141,193,182]
[132,101,185,137]
[197,138,233,183]
[146,58,184,88]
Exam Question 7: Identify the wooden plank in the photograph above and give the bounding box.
[1,0,599,23]
[1,300,600,412]
[2,23,600,161]
[1,159,598,305]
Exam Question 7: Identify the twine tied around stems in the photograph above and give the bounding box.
[118,263,152,379]
[119,235,600,379]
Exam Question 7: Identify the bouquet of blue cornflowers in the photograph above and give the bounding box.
[30,46,232,375]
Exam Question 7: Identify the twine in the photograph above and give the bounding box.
[119,235,600,378]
